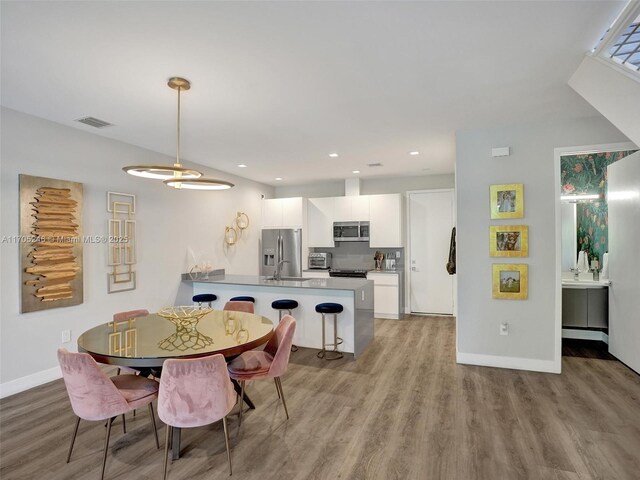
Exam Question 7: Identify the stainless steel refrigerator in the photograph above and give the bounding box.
[261,229,303,278]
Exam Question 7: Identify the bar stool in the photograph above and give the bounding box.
[315,302,344,360]
[272,299,299,352]
[192,293,217,308]
[230,296,255,303]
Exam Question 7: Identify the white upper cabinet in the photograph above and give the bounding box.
[333,195,370,221]
[307,197,335,247]
[262,197,304,228]
[369,193,402,247]
[351,195,370,221]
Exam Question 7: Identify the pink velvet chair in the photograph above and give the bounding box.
[57,348,160,480]
[223,300,255,314]
[112,309,149,376]
[227,314,296,427]
[158,354,236,479]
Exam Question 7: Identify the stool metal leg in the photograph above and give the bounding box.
[317,312,343,360]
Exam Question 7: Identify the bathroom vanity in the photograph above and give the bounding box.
[561,274,610,333]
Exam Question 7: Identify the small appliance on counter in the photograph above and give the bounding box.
[329,269,368,278]
[308,252,332,270]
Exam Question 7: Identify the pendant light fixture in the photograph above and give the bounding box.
[124,77,234,191]
[123,78,202,181]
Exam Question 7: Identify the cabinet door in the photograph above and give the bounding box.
[281,197,303,227]
[352,195,370,221]
[307,198,335,247]
[562,289,588,327]
[374,284,399,316]
[587,288,609,328]
[301,271,330,279]
[369,194,402,247]
[333,197,352,222]
[262,199,282,228]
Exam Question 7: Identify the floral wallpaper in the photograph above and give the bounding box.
[561,150,637,265]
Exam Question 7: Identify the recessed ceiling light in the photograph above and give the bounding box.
[237,164,247,168]
[275,177,283,181]
[352,170,360,174]
[329,153,339,158]
[409,151,420,156]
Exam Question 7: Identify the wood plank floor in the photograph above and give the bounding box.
[2,316,640,480]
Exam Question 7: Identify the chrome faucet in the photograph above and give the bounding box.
[571,268,580,280]
[274,259,290,281]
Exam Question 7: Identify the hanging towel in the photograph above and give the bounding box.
[577,251,589,272]
[446,227,456,275]
[601,252,610,279]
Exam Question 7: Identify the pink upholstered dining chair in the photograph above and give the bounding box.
[223,300,255,314]
[158,354,236,479]
[57,348,160,480]
[227,314,296,427]
[112,309,149,376]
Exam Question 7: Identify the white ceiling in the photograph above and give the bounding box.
[1,1,625,186]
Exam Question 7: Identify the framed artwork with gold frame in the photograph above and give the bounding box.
[490,183,524,219]
[490,225,528,257]
[492,264,528,300]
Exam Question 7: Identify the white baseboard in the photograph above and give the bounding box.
[562,328,609,343]
[0,366,62,399]
[457,352,560,374]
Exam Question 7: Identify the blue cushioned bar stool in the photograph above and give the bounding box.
[271,299,299,352]
[192,293,217,308]
[230,296,255,303]
[315,302,344,360]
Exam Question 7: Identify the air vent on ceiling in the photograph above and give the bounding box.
[75,116,114,128]
[367,162,383,168]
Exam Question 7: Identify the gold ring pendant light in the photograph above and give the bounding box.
[124,77,234,191]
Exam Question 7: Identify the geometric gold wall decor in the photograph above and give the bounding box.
[107,192,136,293]
[20,174,84,313]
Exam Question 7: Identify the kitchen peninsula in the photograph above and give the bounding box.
[182,274,374,358]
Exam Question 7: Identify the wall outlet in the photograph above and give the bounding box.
[500,322,509,336]
[395,251,401,258]
[61,329,71,343]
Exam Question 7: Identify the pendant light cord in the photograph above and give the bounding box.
[175,85,181,168]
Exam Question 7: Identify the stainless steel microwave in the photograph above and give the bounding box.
[333,221,370,242]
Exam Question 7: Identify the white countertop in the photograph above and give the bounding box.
[562,279,611,288]
[188,274,371,291]
[368,270,400,275]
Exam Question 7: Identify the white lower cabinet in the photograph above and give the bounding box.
[301,271,330,279]
[368,272,400,319]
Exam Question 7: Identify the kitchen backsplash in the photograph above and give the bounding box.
[312,243,404,271]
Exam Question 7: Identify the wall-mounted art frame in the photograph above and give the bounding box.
[492,263,528,300]
[107,192,136,293]
[490,225,528,257]
[490,183,524,219]
[20,174,83,313]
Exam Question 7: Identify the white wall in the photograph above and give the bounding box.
[274,174,454,198]
[456,115,629,373]
[0,108,274,394]
[569,56,640,147]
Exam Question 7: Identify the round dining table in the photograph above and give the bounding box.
[77,309,274,459]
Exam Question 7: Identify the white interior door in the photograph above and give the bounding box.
[608,151,640,374]
[409,190,454,314]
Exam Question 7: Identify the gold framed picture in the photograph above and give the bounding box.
[492,264,528,300]
[490,183,524,219]
[490,225,528,257]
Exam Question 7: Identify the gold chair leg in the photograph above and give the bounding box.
[274,378,281,399]
[148,403,160,449]
[121,414,126,434]
[222,416,232,476]
[66,416,80,463]
[238,380,246,428]
[101,417,113,480]
[276,377,290,420]
[163,425,172,480]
